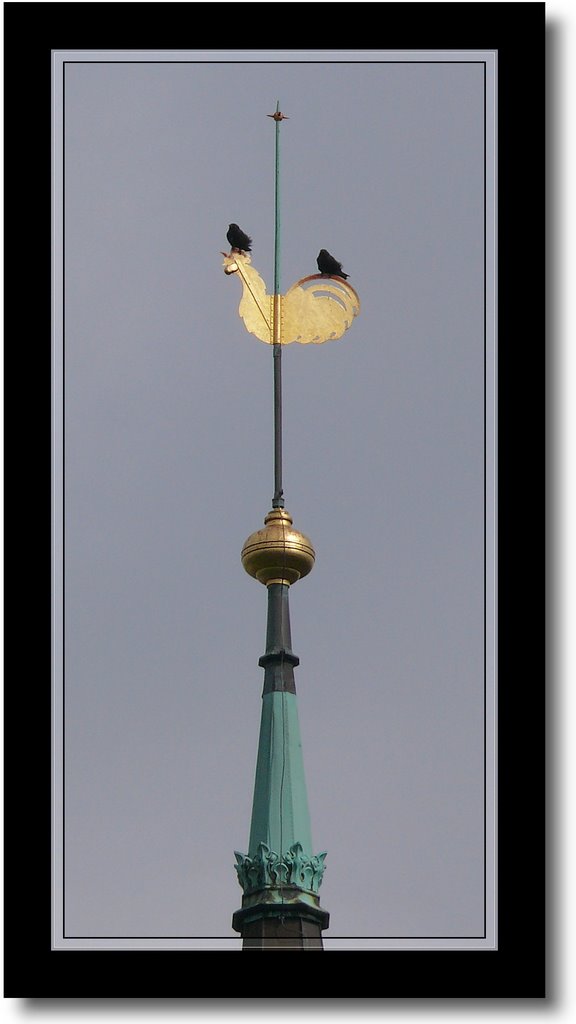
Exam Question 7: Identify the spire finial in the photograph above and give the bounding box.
[267,100,289,122]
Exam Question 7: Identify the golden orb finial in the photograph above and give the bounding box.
[241,509,315,586]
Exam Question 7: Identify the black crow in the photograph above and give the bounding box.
[227,224,252,253]
[317,249,349,279]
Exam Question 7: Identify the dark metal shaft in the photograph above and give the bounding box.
[273,344,283,507]
[258,583,299,695]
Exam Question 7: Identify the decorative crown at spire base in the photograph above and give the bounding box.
[234,841,327,895]
[232,843,330,936]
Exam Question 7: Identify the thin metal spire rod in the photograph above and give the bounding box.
[271,100,284,509]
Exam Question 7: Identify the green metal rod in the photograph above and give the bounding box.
[274,101,281,296]
[272,100,284,509]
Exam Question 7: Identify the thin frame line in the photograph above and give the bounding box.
[59,54,493,946]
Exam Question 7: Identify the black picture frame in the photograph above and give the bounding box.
[3,1,545,999]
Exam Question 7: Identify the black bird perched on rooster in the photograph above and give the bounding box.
[227,223,252,254]
[317,248,349,279]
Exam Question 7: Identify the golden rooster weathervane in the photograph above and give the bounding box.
[221,250,360,345]
[222,101,361,510]
[222,104,360,347]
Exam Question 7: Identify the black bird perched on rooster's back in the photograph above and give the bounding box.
[317,248,349,279]
[227,224,252,253]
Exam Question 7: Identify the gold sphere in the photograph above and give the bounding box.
[241,509,315,586]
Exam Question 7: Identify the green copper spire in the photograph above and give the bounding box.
[232,581,329,943]
[232,567,329,935]
[247,689,314,858]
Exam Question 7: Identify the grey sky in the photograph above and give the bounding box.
[55,51,495,950]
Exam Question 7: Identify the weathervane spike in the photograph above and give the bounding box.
[227,104,362,951]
